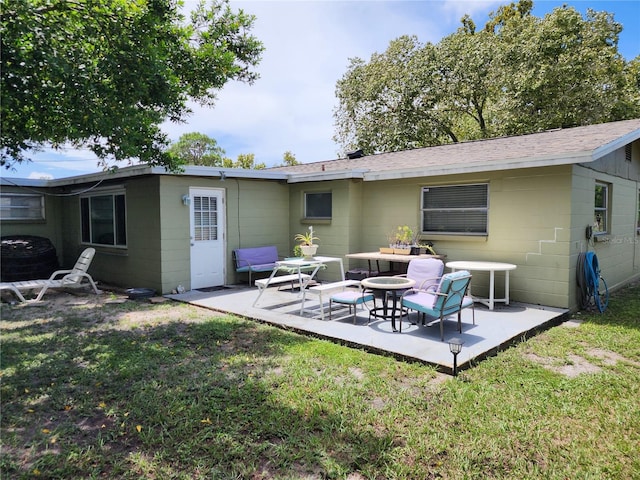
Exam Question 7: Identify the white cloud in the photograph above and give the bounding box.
[27,172,54,180]
[163,0,467,165]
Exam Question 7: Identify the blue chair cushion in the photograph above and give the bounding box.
[331,290,374,305]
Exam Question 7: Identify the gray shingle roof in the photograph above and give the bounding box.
[272,119,640,180]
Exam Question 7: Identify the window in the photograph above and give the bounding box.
[421,184,489,235]
[593,182,609,234]
[0,194,45,220]
[193,195,218,241]
[81,192,127,246]
[304,192,332,219]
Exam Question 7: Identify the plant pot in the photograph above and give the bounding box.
[300,244,318,259]
[393,248,412,255]
[379,247,394,254]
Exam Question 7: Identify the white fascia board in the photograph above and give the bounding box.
[362,152,594,181]
[13,164,290,188]
[0,177,50,188]
[177,166,288,181]
[286,169,368,183]
[592,130,640,159]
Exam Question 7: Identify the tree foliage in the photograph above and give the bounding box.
[281,151,299,166]
[333,0,640,154]
[167,132,226,166]
[1,0,264,170]
[222,152,265,169]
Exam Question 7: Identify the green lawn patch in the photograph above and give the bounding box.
[1,285,639,479]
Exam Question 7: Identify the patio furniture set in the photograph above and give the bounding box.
[249,251,516,342]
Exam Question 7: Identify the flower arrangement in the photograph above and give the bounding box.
[294,226,319,246]
[380,225,436,255]
[294,226,319,258]
[394,225,416,247]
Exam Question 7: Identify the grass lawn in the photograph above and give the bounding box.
[1,284,639,479]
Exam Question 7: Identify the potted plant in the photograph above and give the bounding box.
[294,226,319,259]
[393,225,416,254]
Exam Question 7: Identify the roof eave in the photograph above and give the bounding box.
[592,130,640,159]
[361,152,595,181]
[286,169,368,183]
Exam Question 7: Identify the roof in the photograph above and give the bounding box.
[275,119,640,182]
[2,119,639,188]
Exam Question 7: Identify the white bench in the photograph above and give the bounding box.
[300,280,361,320]
[253,273,312,306]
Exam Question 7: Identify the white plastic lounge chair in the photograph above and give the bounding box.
[0,248,101,302]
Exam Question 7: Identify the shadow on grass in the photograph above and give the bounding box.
[1,301,396,478]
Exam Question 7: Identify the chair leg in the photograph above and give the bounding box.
[440,313,445,341]
[34,285,51,302]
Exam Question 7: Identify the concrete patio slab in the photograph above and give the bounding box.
[167,285,569,374]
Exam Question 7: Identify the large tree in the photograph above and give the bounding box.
[1,0,263,170]
[167,132,226,166]
[333,0,640,155]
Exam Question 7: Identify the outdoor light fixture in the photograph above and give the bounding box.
[181,194,191,206]
[219,171,226,181]
[448,337,464,376]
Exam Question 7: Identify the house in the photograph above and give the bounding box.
[2,119,639,310]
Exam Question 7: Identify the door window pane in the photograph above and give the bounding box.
[194,195,218,241]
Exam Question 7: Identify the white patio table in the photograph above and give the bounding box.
[252,256,345,308]
[446,261,517,311]
[252,258,324,307]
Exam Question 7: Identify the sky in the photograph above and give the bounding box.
[3,0,639,180]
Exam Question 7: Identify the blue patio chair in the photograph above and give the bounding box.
[400,270,473,340]
[329,288,376,324]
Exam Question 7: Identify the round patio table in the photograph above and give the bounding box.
[446,261,517,310]
[361,276,415,331]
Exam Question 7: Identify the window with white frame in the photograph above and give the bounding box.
[80,191,127,246]
[304,191,332,219]
[421,184,489,235]
[0,193,45,220]
[593,182,609,234]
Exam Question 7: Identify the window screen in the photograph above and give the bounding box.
[421,184,488,234]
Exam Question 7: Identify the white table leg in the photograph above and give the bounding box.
[505,270,510,305]
[489,270,495,311]
[252,266,280,307]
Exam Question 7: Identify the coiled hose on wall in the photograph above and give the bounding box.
[576,251,609,312]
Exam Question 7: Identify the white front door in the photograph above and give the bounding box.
[189,188,225,289]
